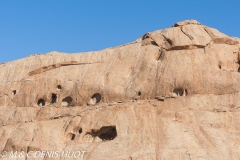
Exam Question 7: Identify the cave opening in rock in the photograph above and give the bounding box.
[71,134,75,140]
[67,133,76,141]
[173,88,184,96]
[51,93,57,103]
[218,64,222,69]
[79,128,82,134]
[57,85,62,90]
[173,88,188,96]
[37,99,45,106]
[90,126,117,141]
[12,90,16,95]
[137,91,141,96]
[91,93,102,104]
[62,96,73,106]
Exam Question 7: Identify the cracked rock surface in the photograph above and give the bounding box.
[1,20,240,160]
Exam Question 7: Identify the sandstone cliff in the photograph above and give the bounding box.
[0,20,240,160]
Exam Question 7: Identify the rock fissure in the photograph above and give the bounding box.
[167,44,205,51]
[180,26,194,40]
[28,61,102,76]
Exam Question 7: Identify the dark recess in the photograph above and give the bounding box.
[57,85,62,90]
[51,93,57,103]
[89,126,117,141]
[12,90,16,95]
[92,93,102,103]
[71,134,76,140]
[151,41,159,46]
[137,91,141,96]
[79,128,82,134]
[37,99,45,106]
[67,133,76,140]
[62,96,73,106]
[173,88,188,96]
[218,63,222,69]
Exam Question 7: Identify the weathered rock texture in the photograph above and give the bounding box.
[1,20,240,160]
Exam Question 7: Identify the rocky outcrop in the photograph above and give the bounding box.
[0,20,240,160]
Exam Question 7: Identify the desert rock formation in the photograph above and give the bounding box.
[1,20,240,160]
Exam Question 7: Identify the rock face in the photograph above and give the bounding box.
[0,20,240,160]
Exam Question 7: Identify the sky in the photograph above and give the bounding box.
[0,1,240,63]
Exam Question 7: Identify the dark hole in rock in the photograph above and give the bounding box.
[62,96,73,106]
[173,88,187,97]
[67,133,75,140]
[90,126,117,141]
[51,93,57,103]
[71,134,75,140]
[37,99,45,107]
[57,85,62,90]
[137,92,141,96]
[155,96,165,101]
[165,37,173,46]
[142,33,150,40]
[53,116,62,119]
[12,90,16,95]
[173,88,184,96]
[218,64,222,69]
[150,41,159,46]
[91,93,102,104]
[79,128,82,134]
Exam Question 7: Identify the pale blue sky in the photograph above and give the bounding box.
[0,1,240,63]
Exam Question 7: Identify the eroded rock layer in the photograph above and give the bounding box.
[1,20,240,160]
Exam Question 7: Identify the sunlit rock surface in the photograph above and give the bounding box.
[0,20,240,160]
